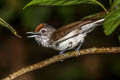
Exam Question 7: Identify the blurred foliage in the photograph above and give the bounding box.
[57,6,76,23]
[0,17,21,38]
[111,0,120,9]
[22,6,52,30]
[109,0,112,6]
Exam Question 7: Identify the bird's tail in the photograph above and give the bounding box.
[80,18,105,34]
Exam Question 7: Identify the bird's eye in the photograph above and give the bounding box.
[41,29,46,33]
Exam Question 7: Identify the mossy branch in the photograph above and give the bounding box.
[2,47,120,80]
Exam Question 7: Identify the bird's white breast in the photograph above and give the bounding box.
[52,30,86,51]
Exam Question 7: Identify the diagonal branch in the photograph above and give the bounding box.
[2,47,120,80]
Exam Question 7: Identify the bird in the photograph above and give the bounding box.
[27,12,105,54]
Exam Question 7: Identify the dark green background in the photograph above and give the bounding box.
[0,0,120,80]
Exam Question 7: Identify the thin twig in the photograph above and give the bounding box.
[2,47,120,80]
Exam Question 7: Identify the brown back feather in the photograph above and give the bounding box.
[51,11,106,41]
[51,19,97,41]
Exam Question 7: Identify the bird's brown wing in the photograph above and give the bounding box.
[51,11,106,41]
[51,19,96,41]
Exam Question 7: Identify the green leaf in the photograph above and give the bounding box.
[111,0,120,9]
[24,0,96,8]
[24,0,108,14]
[24,0,100,8]
[0,18,21,38]
[103,8,120,35]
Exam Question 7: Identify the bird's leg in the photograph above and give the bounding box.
[75,41,84,55]
[59,49,67,55]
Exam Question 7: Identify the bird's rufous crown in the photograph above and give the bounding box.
[35,24,44,32]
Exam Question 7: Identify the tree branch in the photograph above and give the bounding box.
[2,47,120,80]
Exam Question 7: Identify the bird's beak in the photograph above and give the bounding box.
[26,32,40,38]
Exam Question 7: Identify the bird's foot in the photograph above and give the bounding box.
[59,50,67,62]
[59,50,66,56]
